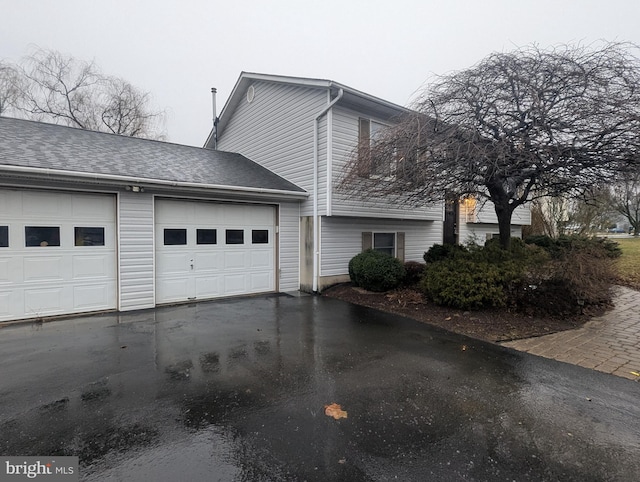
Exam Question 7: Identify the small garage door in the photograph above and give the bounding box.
[0,189,117,322]
[155,199,276,304]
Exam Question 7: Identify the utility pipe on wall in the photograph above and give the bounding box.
[312,87,343,292]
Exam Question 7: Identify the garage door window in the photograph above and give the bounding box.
[226,229,244,244]
[164,228,187,245]
[197,229,217,245]
[75,227,105,246]
[252,230,269,244]
[0,226,7,247]
[25,226,60,247]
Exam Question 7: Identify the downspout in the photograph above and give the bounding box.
[312,87,343,292]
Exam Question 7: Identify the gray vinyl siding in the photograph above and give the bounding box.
[329,105,442,220]
[216,81,327,216]
[118,191,155,311]
[278,201,300,291]
[320,217,442,277]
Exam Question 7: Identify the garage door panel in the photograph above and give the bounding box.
[0,258,11,282]
[157,278,190,302]
[224,251,247,270]
[250,250,273,269]
[23,257,64,282]
[195,276,221,297]
[74,284,114,309]
[194,252,222,270]
[157,253,190,274]
[25,287,64,314]
[22,191,65,216]
[223,274,247,294]
[0,292,11,315]
[72,255,111,278]
[250,272,272,291]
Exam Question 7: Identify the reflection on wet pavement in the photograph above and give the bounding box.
[0,294,639,481]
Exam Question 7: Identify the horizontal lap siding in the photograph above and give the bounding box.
[278,201,300,291]
[320,217,442,277]
[217,81,327,216]
[330,105,442,220]
[118,192,155,310]
[459,223,523,245]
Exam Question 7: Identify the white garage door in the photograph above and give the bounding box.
[0,189,117,322]
[155,199,276,304]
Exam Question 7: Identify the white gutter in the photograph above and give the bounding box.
[0,165,309,200]
[312,87,343,292]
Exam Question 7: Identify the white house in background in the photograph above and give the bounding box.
[0,116,306,322]
[207,72,530,291]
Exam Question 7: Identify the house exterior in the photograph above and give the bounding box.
[0,117,306,323]
[0,72,531,323]
[208,72,530,291]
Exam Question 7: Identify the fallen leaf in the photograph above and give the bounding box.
[324,403,348,419]
[444,316,452,321]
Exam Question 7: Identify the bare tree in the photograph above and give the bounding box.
[0,61,22,115]
[12,48,164,139]
[340,43,640,248]
[608,172,640,235]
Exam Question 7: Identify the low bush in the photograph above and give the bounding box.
[402,261,426,286]
[348,249,406,292]
[525,234,621,259]
[423,243,468,263]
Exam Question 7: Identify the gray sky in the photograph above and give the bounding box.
[3,0,640,147]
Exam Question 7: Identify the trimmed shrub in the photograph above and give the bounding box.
[423,243,468,263]
[421,257,524,310]
[348,249,406,292]
[525,234,621,259]
[402,261,426,286]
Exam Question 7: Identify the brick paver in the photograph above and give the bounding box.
[501,286,640,380]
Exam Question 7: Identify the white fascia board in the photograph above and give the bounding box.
[0,165,309,200]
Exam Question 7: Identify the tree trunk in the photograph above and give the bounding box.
[494,203,514,250]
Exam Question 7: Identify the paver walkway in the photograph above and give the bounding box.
[502,286,640,380]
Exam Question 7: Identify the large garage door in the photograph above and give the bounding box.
[155,199,276,304]
[0,189,117,322]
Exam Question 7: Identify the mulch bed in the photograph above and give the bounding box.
[322,284,605,343]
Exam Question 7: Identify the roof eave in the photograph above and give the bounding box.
[0,165,309,200]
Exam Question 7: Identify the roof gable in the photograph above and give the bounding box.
[209,72,411,145]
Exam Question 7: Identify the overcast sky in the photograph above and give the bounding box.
[3,0,640,147]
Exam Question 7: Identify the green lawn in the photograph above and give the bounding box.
[616,237,640,289]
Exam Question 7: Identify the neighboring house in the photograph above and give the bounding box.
[0,116,306,322]
[208,72,530,291]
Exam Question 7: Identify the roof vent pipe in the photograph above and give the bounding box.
[211,87,219,149]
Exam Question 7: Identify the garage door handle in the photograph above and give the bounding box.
[190,259,194,270]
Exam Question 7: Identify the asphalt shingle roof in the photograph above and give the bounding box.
[0,117,305,194]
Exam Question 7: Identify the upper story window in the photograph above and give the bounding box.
[358,118,395,178]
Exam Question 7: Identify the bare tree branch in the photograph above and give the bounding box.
[339,42,640,248]
[5,48,165,139]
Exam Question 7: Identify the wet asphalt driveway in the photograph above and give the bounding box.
[1,294,639,481]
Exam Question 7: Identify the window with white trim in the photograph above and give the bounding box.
[361,231,405,261]
[358,118,395,178]
[373,232,396,256]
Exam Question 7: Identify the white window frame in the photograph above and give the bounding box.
[373,231,396,257]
